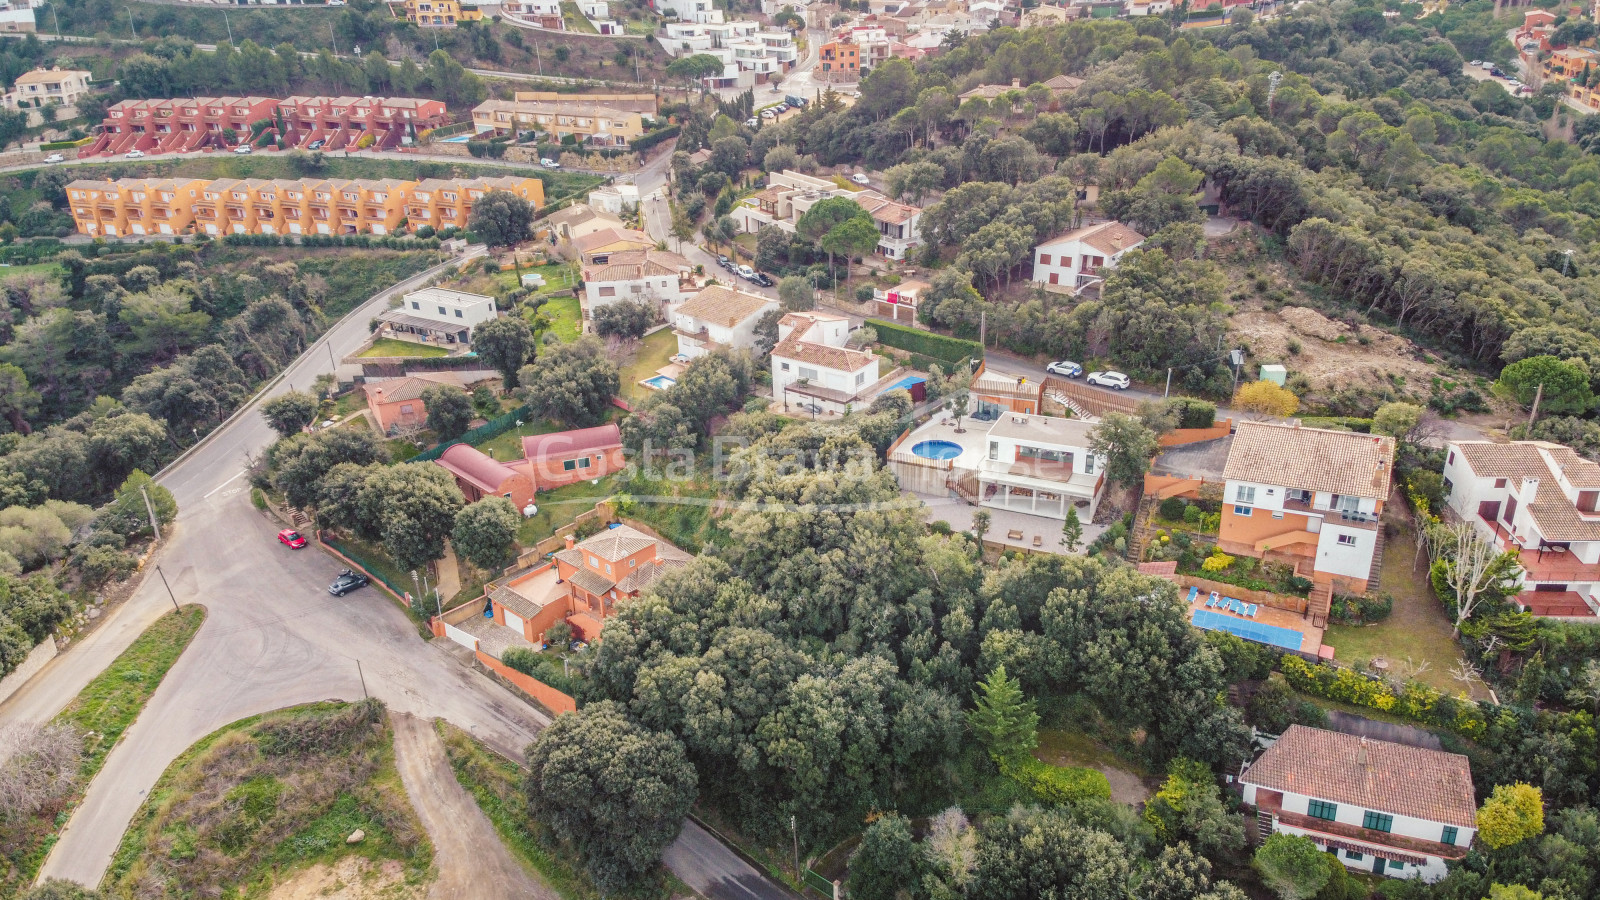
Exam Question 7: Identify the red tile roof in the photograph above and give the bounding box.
[436,443,523,493]
[522,423,622,463]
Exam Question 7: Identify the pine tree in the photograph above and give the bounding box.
[1061,506,1084,552]
[966,664,1039,763]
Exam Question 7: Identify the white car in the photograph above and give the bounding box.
[44,153,64,164]
[1469,59,1482,67]
[736,264,755,280]
[540,158,560,168]
[761,109,776,119]
[234,144,252,154]
[1045,360,1083,378]
[125,149,145,159]
[851,173,870,185]
[1086,371,1131,390]
[745,117,759,127]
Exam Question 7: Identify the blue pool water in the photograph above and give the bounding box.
[643,375,677,390]
[439,134,473,143]
[1192,609,1304,651]
[911,439,964,461]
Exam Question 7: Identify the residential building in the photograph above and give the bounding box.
[396,0,482,25]
[521,423,628,491]
[1218,421,1395,596]
[1242,726,1476,882]
[729,169,841,236]
[1021,3,1072,26]
[1524,8,1556,28]
[1440,440,1600,618]
[873,279,928,323]
[435,444,537,511]
[0,0,36,33]
[377,288,498,345]
[469,99,645,146]
[971,365,1043,416]
[582,248,696,322]
[1031,220,1145,294]
[364,372,468,434]
[855,192,923,260]
[1545,46,1600,82]
[513,90,658,116]
[573,227,656,264]
[274,95,448,152]
[819,39,861,79]
[405,175,546,232]
[670,285,777,360]
[1,67,91,115]
[772,311,885,415]
[64,177,208,238]
[542,203,624,241]
[587,183,641,214]
[974,410,1105,520]
[553,525,692,627]
[79,95,446,158]
[500,0,563,27]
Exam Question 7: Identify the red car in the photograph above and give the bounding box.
[277,529,308,549]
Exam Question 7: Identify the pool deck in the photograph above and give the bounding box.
[1182,581,1326,656]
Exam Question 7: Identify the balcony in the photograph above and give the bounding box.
[1281,496,1380,531]
[1254,795,1466,862]
[1517,547,1600,583]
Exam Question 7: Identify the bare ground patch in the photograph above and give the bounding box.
[268,856,421,900]
[1232,304,1444,397]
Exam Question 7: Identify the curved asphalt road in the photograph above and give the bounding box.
[0,250,793,900]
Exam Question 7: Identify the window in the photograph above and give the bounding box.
[856,372,865,386]
[781,362,790,371]
[1443,476,1453,498]
[1495,478,1507,489]
[411,301,420,310]
[1362,811,1394,833]
[1307,800,1338,821]
[1344,850,1363,861]
[438,306,447,315]
[1038,253,1051,265]
[1388,860,1404,871]
[1447,451,1455,465]
[598,286,616,297]
[1337,534,1357,546]
[798,367,819,381]
[1236,485,1256,504]
[1085,455,1094,474]
[629,559,636,567]
[605,563,612,574]
[1233,505,1252,517]
[1441,826,1458,846]
[454,309,463,318]
[989,441,999,461]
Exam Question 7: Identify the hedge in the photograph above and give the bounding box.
[40,136,93,152]
[1170,397,1216,429]
[1001,756,1112,805]
[1279,654,1487,739]
[871,319,983,366]
[1296,416,1373,433]
[630,124,681,154]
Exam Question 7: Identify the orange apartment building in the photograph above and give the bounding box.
[79,95,448,158]
[819,40,860,79]
[70,174,532,238]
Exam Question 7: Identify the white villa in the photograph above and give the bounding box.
[378,287,497,344]
[670,285,776,360]
[1030,220,1144,294]
[582,248,696,322]
[772,311,903,415]
[732,170,923,260]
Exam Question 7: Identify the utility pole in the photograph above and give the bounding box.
[155,565,180,613]
[49,2,60,38]
[126,6,136,40]
[1164,367,1173,399]
[140,485,161,542]
[1528,382,1543,429]
[790,815,799,878]
[978,308,986,348]
[223,8,234,49]
[330,23,339,57]
[356,659,369,698]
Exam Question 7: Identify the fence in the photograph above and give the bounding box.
[442,622,480,652]
[413,404,534,462]
[320,534,410,602]
[477,650,579,715]
[802,869,839,899]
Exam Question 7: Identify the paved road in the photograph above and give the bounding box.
[665,822,799,900]
[392,713,555,900]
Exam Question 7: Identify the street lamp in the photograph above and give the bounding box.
[223,7,235,49]
[126,6,136,40]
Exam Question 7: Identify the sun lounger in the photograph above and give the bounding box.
[1186,586,1199,604]
[1245,604,1258,617]
[1226,598,1241,613]
[1207,591,1220,607]
[1032,535,1043,548]
[1007,529,1024,540]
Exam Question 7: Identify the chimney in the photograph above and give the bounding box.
[1522,477,1539,503]
[1357,737,1369,768]
[564,534,577,551]
[1012,78,1021,88]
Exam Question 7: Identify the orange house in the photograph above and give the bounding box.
[820,40,859,79]
[364,373,467,435]
[520,423,627,491]
[435,443,536,510]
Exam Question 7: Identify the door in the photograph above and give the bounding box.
[503,609,525,637]
[1371,856,1385,875]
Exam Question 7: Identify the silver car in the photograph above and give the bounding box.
[1086,371,1131,390]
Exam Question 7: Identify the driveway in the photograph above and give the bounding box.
[391,714,555,900]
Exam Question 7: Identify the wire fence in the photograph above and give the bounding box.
[802,869,836,898]
[412,404,534,462]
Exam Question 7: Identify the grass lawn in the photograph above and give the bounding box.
[104,702,431,898]
[828,175,867,192]
[492,262,576,296]
[517,476,618,549]
[386,438,422,462]
[358,338,452,358]
[619,328,679,406]
[0,606,206,895]
[1323,514,1482,698]
[435,720,600,899]
[329,391,368,419]
[535,294,583,343]
[0,261,63,280]
[560,0,599,31]
[474,416,564,461]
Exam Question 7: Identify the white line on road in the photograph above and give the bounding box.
[202,470,246,499]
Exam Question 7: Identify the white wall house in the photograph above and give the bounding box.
[669,285,776,360]
[1242,726,1477,883]
[1219,422,1394,595]
[772,311,881,415]
[730,170,921,258]
[398,288,497,331]
[582,249,696,323]
[856,193,923,260]
[977,412,1105,520]
[587,183,641,214]
[1441,440,1600,618]
[1031,220,1145,295]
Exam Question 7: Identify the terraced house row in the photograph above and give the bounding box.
[66,174,544,238]
[78,95,449,158]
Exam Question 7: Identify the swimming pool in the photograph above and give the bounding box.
[1191,608,1304,651]
[643,375,677,390]
[911,439,964,461]
[439,134,473,143]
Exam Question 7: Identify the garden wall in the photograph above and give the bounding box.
[1158,418,1233,447]
[476,651,578,715]
[1180,574,1308,614]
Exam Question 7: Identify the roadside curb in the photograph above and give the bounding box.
[684,812,809,900]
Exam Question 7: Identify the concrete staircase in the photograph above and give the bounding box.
[1044,387,1095,420]
[1307,581,1332,628]
[1364,523,1387,594]
[1256,811,1274,842]
[1127,494,1158,562]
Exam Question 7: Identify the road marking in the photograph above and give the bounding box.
[203,470,246,499]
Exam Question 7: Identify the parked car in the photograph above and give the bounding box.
[1045,360,1083,378]
[851,173,871,185]
[125,149,145,159]
[737,264,756,280]
[745,117,759,127]
[44,153,63,164]
[308,140,324,150]
[1086,371,1131,390]
[540,157,561,168]
[717,254,732,269]
[752,272,774,287]
[776,104,788,112]
[761,109,777,119]
[277,529,308,549]
[1469,59,1482,67]
[233,144,252,154]
[328,569,370,596]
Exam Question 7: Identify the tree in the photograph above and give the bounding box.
[1088,413,1159,489]
[1477,782,1544,850]
[820,217,883,286]
[261,390,318,438]
[884,160,945,204]
[272,427,389,511]
[525,701,697,892]
[0,364,39,435]
[1233,381,1300,418]
[22,881,102,900]
[0,722,81,822]
[1497,355,1595,417]
[518,337,620,427]
[971,509,991,544]
[361,463,464,572]
[1142,760,1245,859]
[778,276,814,312]
[99,471,177,539]
[1060,506,1083,552]
[472,316,535,389]
[1252,834,1328,900]
[592,299,657,340]
[468,190,535,249]
[1371,401,1424,450]
[665,54,725,91]
[970,807,1131,900]
[849,813,924,900]
[1428,522,1519,637]
[1138,843,1214,900]
[1487,885,1544,900]
[422,385,474,441]
[967,664,1038,763]
[451,497,521,572]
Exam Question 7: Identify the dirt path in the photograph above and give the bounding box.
[390,713,556,900]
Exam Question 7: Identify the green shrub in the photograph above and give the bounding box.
[1296,416,1373,433]
[1183,504,1204,525]
[1171,397,1217,429]
[871,318,982,365]
[1159,497,1187,520]
[1001,756,1112,805]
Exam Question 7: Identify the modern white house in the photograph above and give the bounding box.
[378,288,498,344]
[772,311,884,415]
[1030,220,1145,294]
[582,248,696,322]
[1440,440,1600,618]
[731,170,922,258]
[587,183,641,214]
[855,193,923,260]
[975,412,1106,520]
[1219,421,1395,597]
[669,285,776,359]
[1242,726,1477,883]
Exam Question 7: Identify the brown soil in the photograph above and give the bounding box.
[1232,304,1444,396]
[268,857,420,900]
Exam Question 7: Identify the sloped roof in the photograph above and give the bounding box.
[1455,442,1558,483]
[773,336,877,373]
[1242,726,1476,828]
[675,285,773,328]
[436,443,522,493]
[575,523,660,562]
[574,227,655,255]
[1038,220,1145,256]
[1223,421,1394,499]
[364,372,466,404]
[522,423,622,462]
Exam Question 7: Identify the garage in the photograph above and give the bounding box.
[502,609,525,638]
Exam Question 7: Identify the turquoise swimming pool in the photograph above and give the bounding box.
[911,439,964,460]
[643,375,677,390]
